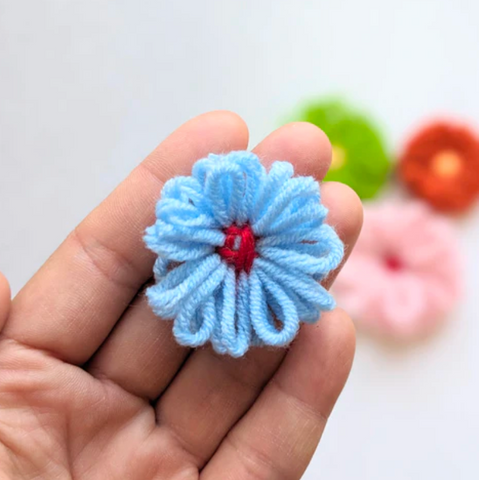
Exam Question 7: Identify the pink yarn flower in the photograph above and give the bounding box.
[334,201,462,339]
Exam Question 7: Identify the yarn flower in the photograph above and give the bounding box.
[299,100,392,199]
[399,121,479,213]
[333,201,461,339]
[144,151,343,357]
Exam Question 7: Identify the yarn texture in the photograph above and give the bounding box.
[298,100,391,199]
[333,201,461,339]
[144,151,344,357]
[399,121,479,213]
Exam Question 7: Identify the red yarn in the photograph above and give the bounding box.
[384,255,403,272]
[217,224,256,274]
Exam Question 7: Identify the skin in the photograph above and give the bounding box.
[0,112,363,480]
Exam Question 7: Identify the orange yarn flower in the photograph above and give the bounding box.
[399,121,479,213]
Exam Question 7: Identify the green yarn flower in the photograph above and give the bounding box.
[299,100,392,199]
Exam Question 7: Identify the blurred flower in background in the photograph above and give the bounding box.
[293,99,473,341]
[298,100,392,199]
[399,121,479,213]
[333,201,462,339]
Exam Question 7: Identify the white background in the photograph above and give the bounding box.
[1,1,478,478]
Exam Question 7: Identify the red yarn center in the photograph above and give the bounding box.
[385,255,403,272]
[217,224,256,274]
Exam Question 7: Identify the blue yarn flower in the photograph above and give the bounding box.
[144,151,344,357]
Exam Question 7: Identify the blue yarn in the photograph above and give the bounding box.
[144,151,344,357]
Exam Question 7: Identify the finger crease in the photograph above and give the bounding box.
[270,377,329,425]
[160,423,205,470]
[223,430,289,480]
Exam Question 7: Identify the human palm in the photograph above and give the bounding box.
[0,112,361,480]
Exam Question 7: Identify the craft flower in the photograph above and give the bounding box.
[333,201,461,339]
[299,100,392,199]
[399,121,479,213]
[144,151,343,357]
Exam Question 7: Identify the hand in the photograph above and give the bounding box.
[0,112,362,480]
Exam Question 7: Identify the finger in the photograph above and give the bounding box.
[0,272,11,332]
[320,181,363,289]
[87,121,332,400]
[201,308,356,480]
[4,111,249,364]
[87,292,189,400]
[253,121,332,177]
[154,125,363,468]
